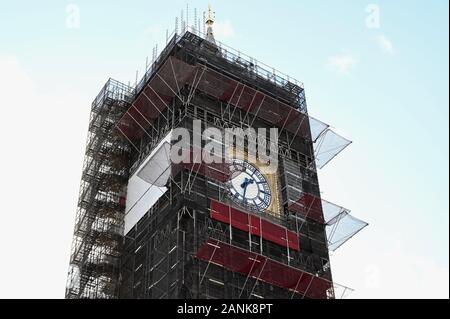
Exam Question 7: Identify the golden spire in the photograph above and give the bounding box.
[206,4,214,26]
[205,4,216,44]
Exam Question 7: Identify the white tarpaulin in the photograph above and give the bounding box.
[124,131,172,234]
[137,142,171,187]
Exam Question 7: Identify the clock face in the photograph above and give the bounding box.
[228,159,272,212]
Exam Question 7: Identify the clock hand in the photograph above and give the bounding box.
[240,177,255,200]
[240,177,250,189]
[240,178,254,188]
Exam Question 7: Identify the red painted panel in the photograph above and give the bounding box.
[289,193,324,223]
[209,200,299,251]
[261,219,286,248]
[287,231,299,251]
[249,214,261,237]
[210,200,230,224]
[195,239,331,298]
[230,207,250,232]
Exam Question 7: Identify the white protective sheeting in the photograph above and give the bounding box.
[124,131,172,234]
[137,142,172,187]
[313,129,352,169]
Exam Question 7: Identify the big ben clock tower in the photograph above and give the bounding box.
[66,7,367,299]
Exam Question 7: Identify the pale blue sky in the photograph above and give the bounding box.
[0,1,448,298]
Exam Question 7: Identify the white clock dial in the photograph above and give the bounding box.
[228,159,271,212]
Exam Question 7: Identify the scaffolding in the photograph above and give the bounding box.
[120,204,353,299]
[66,79,134,298]
[67,30,366,299]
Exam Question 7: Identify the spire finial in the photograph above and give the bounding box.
[205,4,216,44]
[206,4,214,26]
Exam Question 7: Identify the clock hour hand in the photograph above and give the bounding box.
[240,177,254,200]
[240,177,254,189]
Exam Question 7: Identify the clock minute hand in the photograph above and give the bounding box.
[241,178,254,200]
[242,182,248,199]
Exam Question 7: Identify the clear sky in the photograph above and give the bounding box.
[0,0,448,298]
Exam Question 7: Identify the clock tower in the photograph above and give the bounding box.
[66,8,367,299]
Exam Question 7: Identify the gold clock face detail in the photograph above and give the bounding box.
[228,159,272,212]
